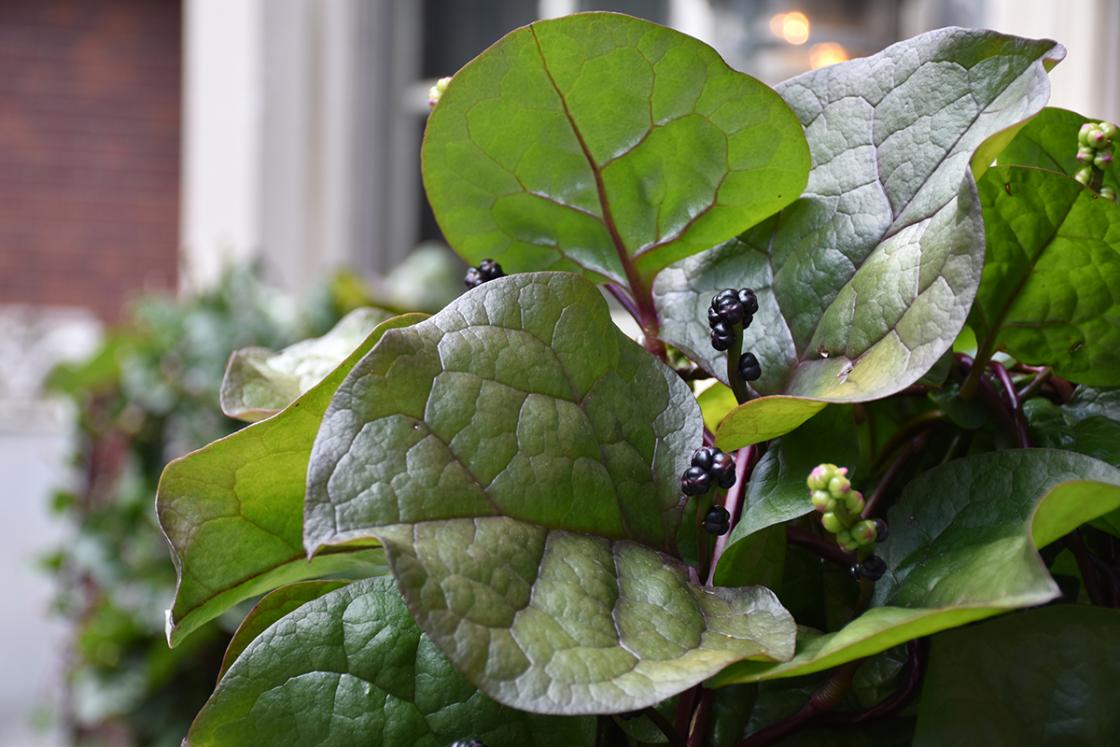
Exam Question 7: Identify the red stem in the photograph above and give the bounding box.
[706,444,756,586]
[787,525,855,567]
[991,361,1030,448]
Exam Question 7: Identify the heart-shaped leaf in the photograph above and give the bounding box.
[157,313,423,646]
[188,576,595,747]
[914,606,1120,745]
[654,29,1063,446]
[421,12,809,292]
[216,580,348,680]
[710,449,1120,685]
[713,406,859,586]
[378,517,795,714]
[304,272,702,554]
[969,165,1120,385]
[220,308,391,422]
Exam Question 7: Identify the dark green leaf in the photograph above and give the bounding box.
[710,449,1120,685]
[220,308,391,422]
[305,272,701,554]
[970,166,1120,384]
[157,314,424,646]
[216,580,348,680]
[914,605,1120,745]
[377,517,795,714]
[1025,386,1120,466]
[655,29,1063,444]
[421,12,809,287]
[188,576,594,747]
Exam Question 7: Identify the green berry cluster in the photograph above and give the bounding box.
[1075,120,1117,200]
[807,463,881,552]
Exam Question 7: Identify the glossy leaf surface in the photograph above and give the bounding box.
[220,308,390,422]
[970,165,1120,384]
[655,29,1063,442]
[914,606,1120,745]
[1025,386,1120,466]
[189,577,594,746]
[378,517,795,714]
[710,449,1120,685]
[157,314,423,646]
[305,272,702,554]
[422,12,809,286]
[217,580,348,680]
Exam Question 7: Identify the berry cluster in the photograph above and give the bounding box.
[464,258,505,288]
[850,555,887,581]
[807,463,887,553]
[1075,120,1117,201]
[681,446,737,496]
[708,288,758,351]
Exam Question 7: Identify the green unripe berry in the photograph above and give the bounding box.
[1099,121,1118,141]
[1101,187,1116,201]
[845,489,866,514]
[852,519,878,546]
[1077,145,1096,163]
[1079,122,1096,145]
[837,531,861,552]
[811,489,833,512]
[1075,166,1094,185]
[1094,150,1113,169]
[828,474,851,497]
[807,464,837,491]
[821,511,843,533]
[1088,126,1109,149]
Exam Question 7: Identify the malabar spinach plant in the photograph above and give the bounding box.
[157,13,1120,746]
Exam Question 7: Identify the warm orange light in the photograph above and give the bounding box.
[770,11,810,46]
[809,42,848,69]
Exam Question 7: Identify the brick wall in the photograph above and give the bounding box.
[0,0,181,322]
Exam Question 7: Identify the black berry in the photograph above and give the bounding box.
[464,258,505,288]
[703,505,731,535]
[711,288,745,325]
[851,555,887,581]
[737,288,759,316]
[710,451,737,489]
[738,352,762,382]
[681,466,711,496]
[691,446,718,471]
[710,322,734,352]
[707,306,722,326]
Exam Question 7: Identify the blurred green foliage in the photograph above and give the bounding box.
[43,268,356,747]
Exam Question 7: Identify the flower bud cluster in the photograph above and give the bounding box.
[807,463,885,552]
[1075,121,1117,200]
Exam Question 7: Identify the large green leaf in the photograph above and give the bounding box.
[157,313,424,646]
[654,29,1063,445]
[969,165,1120,384]
[378,517,795,714]
[713,406,859,586]
[914,605,1120,745]
[995,106,1120,193]
[220,308,391,422]
[710,449,1120,685]
[421,12,808,290]
[304,272,701,555]
[216,580,348,680]
[188,576,594,747]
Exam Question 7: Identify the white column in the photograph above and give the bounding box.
[180,0,264,294]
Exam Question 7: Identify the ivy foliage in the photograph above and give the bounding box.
[154,14,1120,746]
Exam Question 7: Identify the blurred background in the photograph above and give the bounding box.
[1,1,1118,745]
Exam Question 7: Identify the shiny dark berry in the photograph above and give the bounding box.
[703,505,731,535]
[707,306,722,326]
[464,258,505,288]
[851,555,887,581]
[691,446,718,471]
[738,352,762,381]
[737,288,759,316]
[710,451,737,489]
[681,466,712,496]
[711,289,745,325]
[710,321,734,352]
[872,518,889,543]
